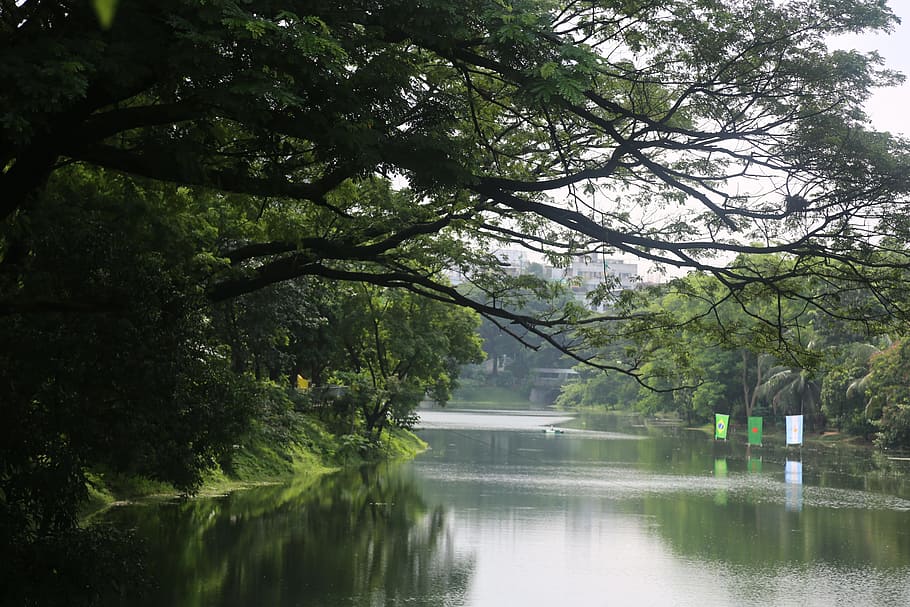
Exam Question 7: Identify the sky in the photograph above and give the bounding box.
[638,4,910,280]
[835,2,910,137]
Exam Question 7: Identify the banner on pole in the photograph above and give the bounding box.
[786,414,804,445]
[747,416,763,445]
[715,413,730,440]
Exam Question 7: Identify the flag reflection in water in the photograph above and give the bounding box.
[785,459,803,512]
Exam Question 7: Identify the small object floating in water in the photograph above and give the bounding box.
[542,425,565,434]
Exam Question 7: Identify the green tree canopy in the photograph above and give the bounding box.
[329,283,484,434]
[3,0,910,369]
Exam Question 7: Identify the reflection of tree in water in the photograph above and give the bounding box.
[607,435,910,571]
[104,465,474,607]
[636,492,910,569]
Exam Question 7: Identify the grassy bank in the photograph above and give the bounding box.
[448,384,534,409]
[687,420,874,450]
[81,413,427,519]
[559,408,878,450]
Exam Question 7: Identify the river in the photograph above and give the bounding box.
[103,409,910,606]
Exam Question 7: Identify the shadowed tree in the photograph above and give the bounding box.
[756,366,823,429]
[330,283,484,436]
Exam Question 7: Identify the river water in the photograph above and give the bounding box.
[104,410,910,606]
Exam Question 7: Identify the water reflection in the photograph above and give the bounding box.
[415,420,910,606]
[714,458,729,505]
[785,459,803,512]
[104,466,474,607]
[103,413,910,606]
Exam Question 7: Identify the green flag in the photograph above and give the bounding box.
[748,416,763,445]
[714,413,730,440]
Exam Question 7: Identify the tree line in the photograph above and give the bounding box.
[556,253,910,448]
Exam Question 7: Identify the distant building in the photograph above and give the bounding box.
[496,249,531,276]
[446,248,638,311]
[550,252,636,298]
[444,248,532,285]
[546,252,638,311]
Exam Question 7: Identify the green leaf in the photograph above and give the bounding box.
[92,0,119,29]
[540,61,558,79]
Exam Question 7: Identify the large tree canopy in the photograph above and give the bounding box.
[3,0,910,369]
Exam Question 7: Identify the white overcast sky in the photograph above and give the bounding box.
[834,1,910,136]
[641,3,910,279]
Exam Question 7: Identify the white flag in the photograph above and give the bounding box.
[786,414,803,445]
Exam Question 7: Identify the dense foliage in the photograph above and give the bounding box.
[0,168,481,605]
[4,0,910,353]
[557,261,910,448]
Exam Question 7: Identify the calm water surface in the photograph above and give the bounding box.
[105,410,910,606]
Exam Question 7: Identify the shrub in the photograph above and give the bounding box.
[875,404,910,450]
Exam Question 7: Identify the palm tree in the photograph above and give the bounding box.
[844,338,893,419]
[756,366,822,429]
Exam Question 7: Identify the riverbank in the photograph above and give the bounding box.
[80,414,427,519]
[447,384,536,410]
[555,407,881,451]
[685,421,875,449]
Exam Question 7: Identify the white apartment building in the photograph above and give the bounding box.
[447,249,638,311]
[547,252,638,311]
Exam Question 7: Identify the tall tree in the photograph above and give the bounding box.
[853,338,910,448]
[330,283,484,435]
[3,0,910,368]
[0,167,256,604]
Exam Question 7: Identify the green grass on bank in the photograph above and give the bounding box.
[557,409,877,450]
[80,414,427,520]
[688,420,874,449]
[448,384,533,409]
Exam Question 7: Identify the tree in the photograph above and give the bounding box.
[821,360,872,435]
[555,362,639,410]
[756,366,823,428]
[3,0,910,370]
[567,257,831,423]
[472,281,577,389]
[0,168,257,604]
[212,279,329,382]
[329,284,484,435]
[855,339,910,448]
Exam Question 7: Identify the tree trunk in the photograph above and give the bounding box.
[362,400,390,437]
[742,350,764,420]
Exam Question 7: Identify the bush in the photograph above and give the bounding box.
[875,404,910,450]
